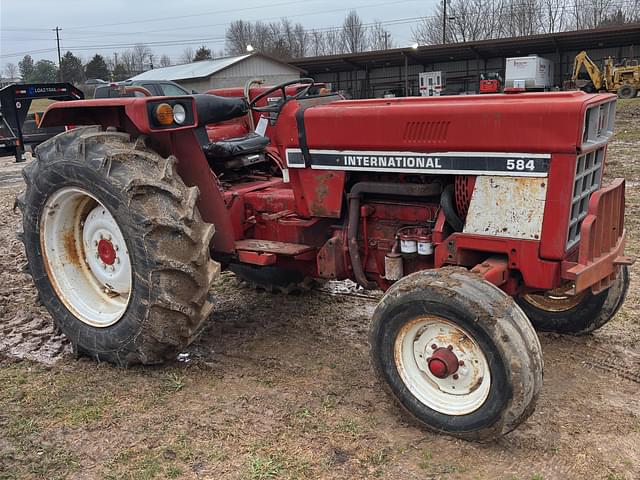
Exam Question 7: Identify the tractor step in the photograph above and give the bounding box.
[235,239,315,266]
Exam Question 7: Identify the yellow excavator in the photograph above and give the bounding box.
[571,50,640,99]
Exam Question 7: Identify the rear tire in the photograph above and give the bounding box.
[369,268,543,441]
[16,126,220,366]
[516,266,629,335]
[617,85,637,99]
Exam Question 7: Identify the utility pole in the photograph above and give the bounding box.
[53,26,62,81]
[383,31,390,50]
[442,0,447,44]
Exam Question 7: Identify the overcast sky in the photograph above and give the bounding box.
[0,0,438,70]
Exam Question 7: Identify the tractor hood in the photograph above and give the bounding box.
[279,90,616,156]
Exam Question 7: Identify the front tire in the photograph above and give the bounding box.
[617,85,637,99]
[516,266,629,335]
[369,268,543,441]
[16,126,220,366]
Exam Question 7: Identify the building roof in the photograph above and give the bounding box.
[129,54,253,81]
[291,24,640,73]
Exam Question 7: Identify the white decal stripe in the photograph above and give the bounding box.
[308,164,548,177]
[285,148,550,178]
[287,148,551,159]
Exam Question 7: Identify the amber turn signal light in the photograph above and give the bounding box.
[155,103,174,126]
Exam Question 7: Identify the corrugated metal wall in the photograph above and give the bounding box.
[312,45,637,98]
[175,56,300,92]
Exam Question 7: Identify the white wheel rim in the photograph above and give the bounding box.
[394,316,491,416]
[40,187,132,327]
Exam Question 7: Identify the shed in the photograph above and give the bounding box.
[129,53,303,92]
[290,24,640,98]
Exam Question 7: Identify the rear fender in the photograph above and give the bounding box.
[39,97,198,135]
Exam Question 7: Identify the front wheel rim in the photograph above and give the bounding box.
[522,288,587,312]
[40,187,132,327]
[394,316,491,416]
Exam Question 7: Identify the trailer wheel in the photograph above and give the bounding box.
[516,266,629,335]
[229,264,314,294]
[617,85,637,99]
[16,126,219,366]
[369,268,543,441]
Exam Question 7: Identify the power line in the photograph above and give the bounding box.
[2,0,638,60]
[1,15,427,59]
[43,0,424,42]
[62,0,328,31]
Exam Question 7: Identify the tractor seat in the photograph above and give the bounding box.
[202,133,270,159]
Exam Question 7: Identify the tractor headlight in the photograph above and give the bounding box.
[173,104,186,125]
[155,103,174,126]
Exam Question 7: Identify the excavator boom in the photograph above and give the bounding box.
[572,50,603,90]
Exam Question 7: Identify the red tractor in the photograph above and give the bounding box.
[16,78,632,440]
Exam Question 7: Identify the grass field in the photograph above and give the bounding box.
[27,98,54,114]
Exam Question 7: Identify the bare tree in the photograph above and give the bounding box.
[324,29,343,55]
[308,30,327,56]
[4,63,18,81]
[119,50,136,76]
[341,10,368,53]
[159,54,172,68]
[225,18,309,58]
[291,22,309,58]
[542,0,569,33]
[412,2,449,44]
[369,22,393,51]
[572,0,620,29]
[180,47,195,64]
[225,20,254,55]
[131,44,152,73]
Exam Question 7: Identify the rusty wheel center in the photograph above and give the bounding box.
[98,239,117,265]
[394,316,491,416]
[428,347,460,378]
[40,187,132,328]
[522,287,587,312]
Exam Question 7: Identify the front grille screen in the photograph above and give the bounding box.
[567,148,605,249]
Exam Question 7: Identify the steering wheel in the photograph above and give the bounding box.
[249,78,315,113]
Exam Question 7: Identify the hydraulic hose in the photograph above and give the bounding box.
[440,184,464,232]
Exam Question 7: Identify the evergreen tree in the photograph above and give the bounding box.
[112,63,128,81]
[60,51,84,84]
[18,55,36,83]
[85,54,110,81]
[33,60,58,82]
[193,45,212,61]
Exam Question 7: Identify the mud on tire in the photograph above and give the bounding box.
[369,268,544,441]
[16,126,220,366]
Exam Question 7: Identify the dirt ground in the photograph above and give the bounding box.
[1,100,639,480]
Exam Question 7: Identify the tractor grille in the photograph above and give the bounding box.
[567,148,605,249]
[582,101,615,148]
[402,121,450,144]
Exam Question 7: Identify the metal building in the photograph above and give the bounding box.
[129,53,302,93]
[290,25,640,98]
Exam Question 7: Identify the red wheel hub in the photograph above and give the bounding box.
[428,347,460,379]
[97,239,117,265]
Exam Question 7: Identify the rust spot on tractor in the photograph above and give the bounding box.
[310,173,332,217]
[63,230,82,267]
